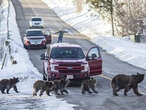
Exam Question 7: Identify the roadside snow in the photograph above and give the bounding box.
[0,1,75,110]
[42,0,146,70]
[42,0,111,37]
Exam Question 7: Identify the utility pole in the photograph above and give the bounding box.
[111,0,115,36]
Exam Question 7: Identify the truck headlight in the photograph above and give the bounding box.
[50,63,58,72]
[81,63,89,72]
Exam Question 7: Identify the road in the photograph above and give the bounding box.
[11,0,146,110]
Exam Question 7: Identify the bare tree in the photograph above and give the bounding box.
[113,0,146,36]
[87,0,146,36]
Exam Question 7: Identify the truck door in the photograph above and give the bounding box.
[86,46,102,76]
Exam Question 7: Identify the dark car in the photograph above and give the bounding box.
[40,43,102,80]
[23,29,47,49]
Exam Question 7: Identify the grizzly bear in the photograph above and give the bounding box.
[81,77,98,94]
[52,78,70,95]
[0,77,19,94]
[111,72,145,96]
[33,80,54,96]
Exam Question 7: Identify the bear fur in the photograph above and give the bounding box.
[81,77,98,94]
[52,78,70,95]
[0,77,19,94]
[33,80,54,96]
[111,72,145,96]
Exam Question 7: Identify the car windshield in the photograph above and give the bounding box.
[26,31,43,36]
[50,47,85,59]
[32,18,42,21]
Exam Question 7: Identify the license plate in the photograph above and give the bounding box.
[67,75,73,79]
[35,41,38,44]
[31,41,39,45]
[67,67,72,69]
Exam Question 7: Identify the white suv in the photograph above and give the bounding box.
[29,17,43,28]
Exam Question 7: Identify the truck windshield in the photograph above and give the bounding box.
[50,47,85,59]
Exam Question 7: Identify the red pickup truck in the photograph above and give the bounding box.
[40,43,102,80]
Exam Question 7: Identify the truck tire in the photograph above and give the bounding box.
[24,45,28,49]
[43,75,47,80]
[43,67,47,80]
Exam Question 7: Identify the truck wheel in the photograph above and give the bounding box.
[43,45,47,49]
[43,75,47,80]
[43,67,47,80]
[24,45,28,49]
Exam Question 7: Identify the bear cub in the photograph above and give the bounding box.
[81,77,98,94]
[33,80,54,96]
[0,77,19,94]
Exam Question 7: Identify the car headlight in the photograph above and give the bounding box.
[41,39,46,44]
[81,63,89,72]
[29,22,32,26]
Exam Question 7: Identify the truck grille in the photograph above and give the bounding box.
[59,70,81,73]
[59,63,81,66]
[56,63,83,73]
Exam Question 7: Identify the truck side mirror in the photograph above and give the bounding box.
[91,53,97,60]
[86,56,90,61]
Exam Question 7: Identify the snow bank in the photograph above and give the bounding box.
[42,0,111,37]
[94,36,146,69]
[0,0,41,84]
[0,0,9,64]
[42,0,146,70]
[0,1,75,110]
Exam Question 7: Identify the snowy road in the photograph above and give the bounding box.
[9,0,146,110]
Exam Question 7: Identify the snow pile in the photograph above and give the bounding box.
[0,0,41,84]
[0,0,9,64]
[42,0,111,37]
[0,1,75,109]
[42,0,146,69]
[94,36,146,69]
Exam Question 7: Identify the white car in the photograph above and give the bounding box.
[23,29,47,49]
[29,17,43,28]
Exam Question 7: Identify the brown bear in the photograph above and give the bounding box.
[52,78,70,95]
[0,77,19,94]
[111,72,145,96]
[81,77,98,94]
[33,80,54,96]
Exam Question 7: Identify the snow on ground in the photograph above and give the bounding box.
[0,1,75,110]
[42,0,111,37]
[43,0,146,70]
